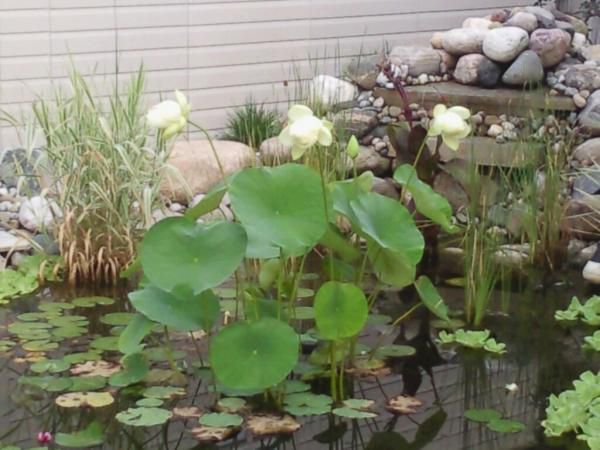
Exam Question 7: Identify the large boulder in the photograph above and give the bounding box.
[578,90,600,134]
[388,46,441,76]
[453,54,501,86]
[483,27,529,63]
[441,28,489,56]
[18,196,57,232]
[529,29,570,68]
[355,146,391,176]
[562,197,600,240]
[550,8,588,35]
[582,45,600,62]
[346,54,380,90]
[505,12,539,33]
[259,137,292,166]
[573,138,600,165]
[462,17,498,30]
[161,140,256,203]
[333,109,378,138]
[524,6,556,29]
[564,65,600,91]
[309,75,357,108]
[502,50,544,86]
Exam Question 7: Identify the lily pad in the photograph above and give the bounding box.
[487,419,526,433]
[64,352,102,364]
[386,395,423,415]
[55,421,104,447]
[140,217,247,294]
[109,352,149,387]
[283,380,311,394]
[314,282,368,340]
[70,360,120,377]
[68,376,107,392]
[72,296,115,308]
[22,341,58,352]
[143,386,186,399]
[343,399,375,410]
[246,414,301,436]
[136,398,164,407]
[332,407,377,419]
[210,318,299,391]
[56,391,114,408]
[100,312,136,326]
[30,359,71,374]
[374,345,416,358]
[90,336,119,352]
[116,407,173,427]
[464,408,503,423]
[217,397,247,414]
[284,392,332,416]
[199,412,243,428]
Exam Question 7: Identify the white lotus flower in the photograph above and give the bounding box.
[146,90,191,139]
[279,105,333,160]
[428,104,471,151]
[505,383,518,393]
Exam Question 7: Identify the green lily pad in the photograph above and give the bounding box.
[64,352,102,364]
[283,380,311,394]
[72,296,114,308]
[129,286,220,332]
[52,326,87,339]
[314,282,368,340]
[56,391,114,408]
[199,412,243,428]
[464,408,503,423]
[136,397,164,407]
[46,377,74,392]
[210,318,299,391]
[109,352,149,387]
[68,376,107,392]
[55,421,104,447]
[22,340,58,352]
[343,399,374,410]
[288,306,315,320]
[116,407,173,427]
[284,393,332,416]
[487,419,526,433]
[332,407,377,419]
[48,316,88,327]
[17,312,51,322]
[217,397,247,413]
[39,302,75,311]
[90,336,120,352]
[374,345,416,359]
[145,347,186,362]
[143,386,186,399]
[140,217,247,295]
[30,359,71,374]
[100,312,136,326]
[229,164,329,257]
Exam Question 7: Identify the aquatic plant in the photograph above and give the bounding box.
[32,67,166,284]
[224,100,282,149]
[555,296,600,327]
[0,253,61,304]
[436,329,507,354]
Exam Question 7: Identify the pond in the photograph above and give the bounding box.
[0,269,596,450]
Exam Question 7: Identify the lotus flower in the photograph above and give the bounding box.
[428,104,471,151]
[279,105,333,160]
[37,431,53,444]
[505,383,518,393]
[147,90,191,139]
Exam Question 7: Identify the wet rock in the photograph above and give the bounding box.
[310,75,357,108]
[578,90,600,134]
[505,12,539,33]
[0,230,31,252]
[502,50,544,86]
[529,28,570,68]
[333,109,378,139]
[388,46,442,76]
[483,27,529,63]
[442,28,489,56]
[161,140,256,203]
[573,138,600,164]
[355,146,391,176]
[524,6,556,29]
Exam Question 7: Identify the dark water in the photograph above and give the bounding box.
[0,273,596,450]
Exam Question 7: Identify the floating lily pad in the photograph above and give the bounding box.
[332,407,377,419]
[72,296,115,308]
[296,288,314,299]
[63,352,102,365]
[22,341,58,352]
[145,347,186,362]
[39,302,75,312]
[17,312,51,322]
[217,397,247,414]
[172,406,203,419]
[284,393,332,416]
[199,412,243,428]
[56,391,114,408]
[431,318,466,330]
[386,395,423,415]
[48,316,88,327]
[314,282,368,340]
[71,360,120,377]
[487,419,526,433]
[288,306,315,320]
[100,312,136,326]
[190,425,238,442]
[143,386,186,399]
[464,408,503,423]
[52,326,87,339]
[116,407,173,427]
[136,398,164,407]
[68,376,107,392]
[30,359,70,374]
[90,336,119,352]
[374,345,416,359]
[283,380,311,394]
[246,414,301,436]
[343,399,375,410]
[46,377,74,392]
[210,318,299,391]
[55,421,104,447]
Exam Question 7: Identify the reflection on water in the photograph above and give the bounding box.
[0,275,596,450]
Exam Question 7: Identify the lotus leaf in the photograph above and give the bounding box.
[72,296,115,307]
[30,359,70,374]
[119,314,154,355]
[210,318,299,391]
[140,217,247,294]
[314,282,368,340]
[109,352,149,387]
[55,421,104,447]
[116,407,172,427]
[283,380,310,394]
[136,398,164,407]
[217,397,246,413]
[229,164,330,257]
[374,345,416,359]
[90,336,119,352]
[415,275,451,322]
[68,376,107,392]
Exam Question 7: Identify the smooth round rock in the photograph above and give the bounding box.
[462,17,497,30]
[502,50,544,86]
[483,27,529,63]
[505,12,538,33]
[442,28,489,56]
[453,54,500,86]
[529,28,570,68]
[478,57,503,87]
[524,6,556,29]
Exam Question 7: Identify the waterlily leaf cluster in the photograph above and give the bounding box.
[436,329,507,354]
[464,408,525,434]
[0,254,61,304]
[555,296,600,327]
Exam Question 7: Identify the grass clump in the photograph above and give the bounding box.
[224,100,281,149]
[33,68,166,284]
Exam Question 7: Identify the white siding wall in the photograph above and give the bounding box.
[1,0,524,148]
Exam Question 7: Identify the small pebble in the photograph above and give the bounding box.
[488,124,503,138]
[573,93,587,108]
[373,97,385,109]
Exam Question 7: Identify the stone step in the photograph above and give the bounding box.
[432,136,544,167]
[374,81,575,116]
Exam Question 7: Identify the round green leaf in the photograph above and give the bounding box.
[136,398,163,407]
[55,421,104,447]
[109,352,149,387]
[140,217,247,294]
[314,282,368,340]
[332,407,377,419]
[464,408,503,423]
[68,376,107,392]
[90,336,119,352]
[30,359,71,374]
[210,318,299,391]
[116,407,172,427]
[143,386,186,399]
[487,418,526,433]
[229,164,329,257]
[199,412,243,428]
[100,312,136,326]
[374,345,416,358]
[217,397,246,413]
[129,286,220,332]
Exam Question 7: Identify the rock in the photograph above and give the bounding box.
[578,90,600,134]
[161,140,256,203]
[524,6,556,29]
[505,12,539,33]
[442,28,489,56]
[572,32,587,53]
[388,106,403,117]
[433,172,468,211]
[435,50,457,73]
[10,252,27,268]
[259,137,292,166]
[550,8,588,35]
[582,45,600,62]
[573,138,600,164]
[572,242,596,266]
[333,109,378,139]
[491,9,509,23]
[557,20,575,37]
[0,230,31,252]
[346,54,380,90]
[0,148,49,193]
[529,29,570,68]
[453,54,500,86]
[431,32,445,49]
[502,50,544,86]
[574,93,587,108]
[309,75,357,108]
[562,197,600,239]
[487,124,504,137]
[564,65,600,91]
[573,171,600,199]
[32,234,59,255]
[372,177,399,199]
[355,146,391,176]
[463,17,497,30]
[388,46,441,77]
[483,27,529,63]
[18,196,55,232]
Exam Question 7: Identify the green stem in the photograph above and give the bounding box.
[187,120,226,181]
[399,136,428,203]
[330,341,338,401]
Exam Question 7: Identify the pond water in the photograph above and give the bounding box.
[0,271,597,450]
